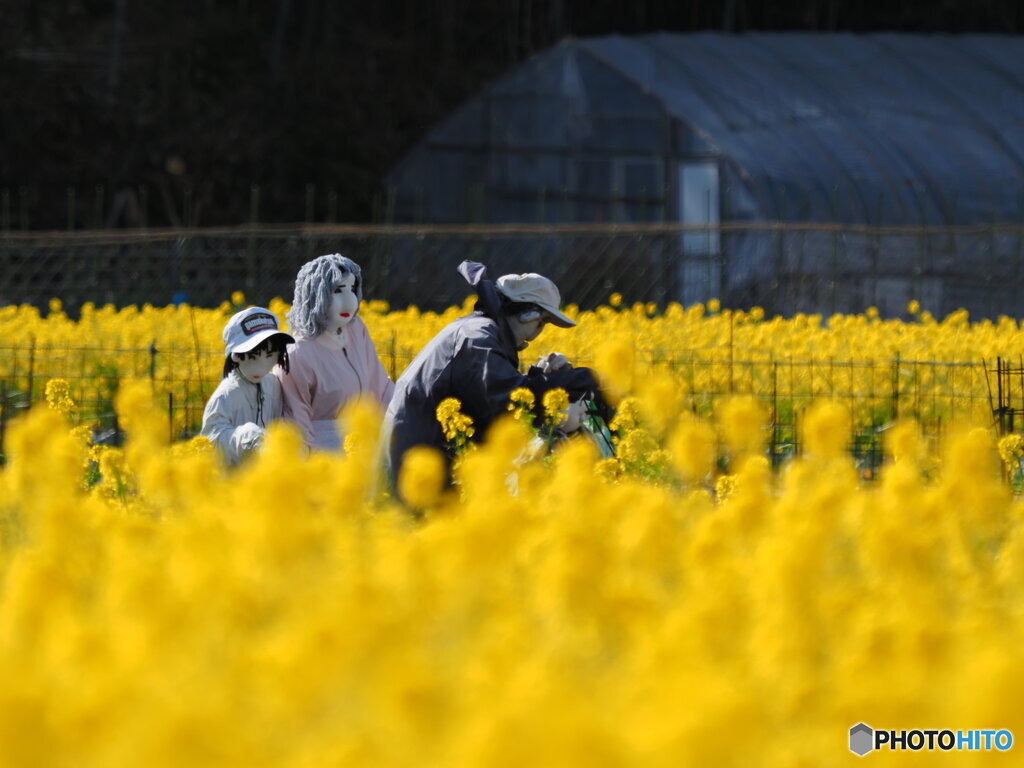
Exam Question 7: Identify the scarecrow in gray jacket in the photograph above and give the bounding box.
[201,306,294,464]
[382,260,607,499]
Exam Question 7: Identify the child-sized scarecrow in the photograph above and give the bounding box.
[201,306,294,464]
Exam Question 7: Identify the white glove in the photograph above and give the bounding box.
[559,398,588,434]
[232,422,266,458]
[536,352,571,373]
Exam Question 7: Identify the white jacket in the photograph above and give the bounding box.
[201,369,284,464]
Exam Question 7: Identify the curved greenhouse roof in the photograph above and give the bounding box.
[392,33,1024,226]
[575,32,1024,224]
[388,33,1024,317]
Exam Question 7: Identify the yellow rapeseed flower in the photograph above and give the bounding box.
[398,445,446,508]
[507,387,535,422]
[668,417,716,482]
[715,473,737,501]
[542,388,569,423]
[44,378,76,417]
[717,395,766,458]
[802,400,850,460]
[998,434,1024,468]
[436,397,475,446]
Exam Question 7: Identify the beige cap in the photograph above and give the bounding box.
[223,306,294,356]
[495,272,576,328]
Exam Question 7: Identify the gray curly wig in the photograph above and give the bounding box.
[286,253,364,338]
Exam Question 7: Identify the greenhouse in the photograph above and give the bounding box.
[388,33,1024,317]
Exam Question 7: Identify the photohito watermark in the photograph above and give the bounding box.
[849,724,1013,756]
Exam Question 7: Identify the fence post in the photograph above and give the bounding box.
[168,391,174,443]
[872,193,883,308]
[27,337,36,407]
[829,187,839,314]
[93,184,105,228]
[771,360,779,470]
[774,186,786,300]
[0,189,8,297]
[246,184,260,293]
[0,378,7,463]
[415,186,426,223]
[728,311,734,395]
[18,187,29,230]
[327,187,338,223]
[795,191,810,310]
[184,184,193,228]
[892,352,901,421]
[149,341,158,383]
[139,185,151,304]
[389,331,397,381]
[381,187,396,289]
[305,183,315,223]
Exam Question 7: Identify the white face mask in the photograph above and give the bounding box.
[324,273,359,335]
[235,348,277,384]
[507,310,547,351]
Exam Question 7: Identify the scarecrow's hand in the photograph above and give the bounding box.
[535,352,571,373]
[560,398,588,433]
[235,422,266,455]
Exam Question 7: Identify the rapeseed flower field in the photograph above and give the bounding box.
[1,296,1023,765]
[0,296,1013,438]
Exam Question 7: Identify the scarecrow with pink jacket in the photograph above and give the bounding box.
[279,253,394,450]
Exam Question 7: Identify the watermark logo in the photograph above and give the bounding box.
[850,723,873,756]
[849,724,1013,756]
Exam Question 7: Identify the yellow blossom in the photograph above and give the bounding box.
[45,378,77,417]
[802,401,850,460]
[399,445,446,508]
[998,434,1024,468]
[507,387,536,421]
[715,473,737,501]
[668,417,716,482]
[717,395,766,458]
[436,397,475,447]
[542,388,569,423]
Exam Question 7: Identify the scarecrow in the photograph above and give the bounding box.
[382,260,611,500]
[279,253,394,450]
[201,306,294,464]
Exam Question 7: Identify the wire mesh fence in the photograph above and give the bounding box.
[3,221,1021,474]
[0,338,1001,479]
[4,222,1024,320]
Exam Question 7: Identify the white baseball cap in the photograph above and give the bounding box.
[223,306,295,357]
[495,272,576,328]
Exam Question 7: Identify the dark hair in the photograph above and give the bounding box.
[497,292,540,318]
[222,335,291,378]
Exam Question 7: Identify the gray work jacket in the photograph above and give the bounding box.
[382,261,600,495]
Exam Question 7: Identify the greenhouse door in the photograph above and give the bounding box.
[678,162,720,306]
